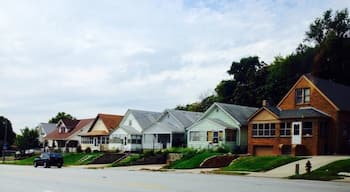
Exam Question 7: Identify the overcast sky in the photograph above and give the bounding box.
[0,0,349,133]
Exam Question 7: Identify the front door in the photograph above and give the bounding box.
[292,122,302,144]
[94,137,98,146]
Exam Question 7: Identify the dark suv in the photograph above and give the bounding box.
[34,152,64,168]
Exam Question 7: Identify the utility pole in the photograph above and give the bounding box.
[2,120,7,163]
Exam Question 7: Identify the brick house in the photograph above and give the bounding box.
[248,74,350,156]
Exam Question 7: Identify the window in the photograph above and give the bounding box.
[131,135,142,144]
[303,122,312,136]
[280,122,291,136]
[252,123,276,137]
[295,88,311,104]
[190,131,200,141]
[213,131,219,143]
[225,129,236,141]
[129,120,132,126]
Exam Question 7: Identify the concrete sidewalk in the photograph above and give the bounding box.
[249,156,350,178]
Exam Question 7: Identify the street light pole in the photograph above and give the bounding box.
[2,120,7,163]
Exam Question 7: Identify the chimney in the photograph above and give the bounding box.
[262,100,268,107]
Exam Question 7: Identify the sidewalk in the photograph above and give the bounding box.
[249,156,350,178]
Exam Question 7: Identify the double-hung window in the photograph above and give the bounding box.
[295,88,310,104]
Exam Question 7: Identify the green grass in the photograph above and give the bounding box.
[5,152,102,166]
[222,156,304,172]
[289,158,350,181]
[63,152,102,165]
[167,152,221,169]
[112,154,144,167]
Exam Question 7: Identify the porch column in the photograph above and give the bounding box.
[170,133,173,148]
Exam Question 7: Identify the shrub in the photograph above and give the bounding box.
[85,147,91,153]
[76,145,82,153]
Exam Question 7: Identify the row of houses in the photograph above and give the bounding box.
[37,74,350,156]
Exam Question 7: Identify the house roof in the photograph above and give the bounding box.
[265,106,329,119]
[82,130,110,136]
[118,125,142,135]
[128,109,161,129]
[166,109,203,128]
[143,122,181,134]
[38,123,56,135]
[60,118,80,129]
[44,118,94,140]
[305,73,350,111]
[208,118,238,129]
[88,113,124,133]
[215,103,259,125]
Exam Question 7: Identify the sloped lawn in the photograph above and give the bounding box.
[167,152,221,169]
[289,158,350,181]
[8,153,102,166]
[222,156,303,172]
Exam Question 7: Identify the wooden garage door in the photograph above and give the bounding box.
[254,146,273,156]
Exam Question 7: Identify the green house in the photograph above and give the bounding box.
[187,103,258,152]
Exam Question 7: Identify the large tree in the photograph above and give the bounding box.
[15,127,39,153]
[48,112,76,124]
[0,116,16,152]
[305,8,350,45]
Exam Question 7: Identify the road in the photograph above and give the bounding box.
[0,165,349,192]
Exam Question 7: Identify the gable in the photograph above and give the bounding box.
[204,105,237,126]
[277,76,338,115]
[158,112,183,128]
[190,118,238,132]
[91,118,108,132]
[120,113,142,132]
[250,109,279,123]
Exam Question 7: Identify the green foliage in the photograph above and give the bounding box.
[222,156,303,172]
[167,152,221,169]
[15,127,39,151]
[0,116,16,151]
[48,112,76,124]
[305,8,350,44]
[289,158,350,181]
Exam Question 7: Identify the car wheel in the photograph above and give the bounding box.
[57,163,62,168]
[34,162,38,168]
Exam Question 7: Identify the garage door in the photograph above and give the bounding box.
[253,146,274,156]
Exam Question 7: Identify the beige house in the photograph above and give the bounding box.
[80,113,123,151]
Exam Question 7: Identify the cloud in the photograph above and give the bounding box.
[0,0,349,132]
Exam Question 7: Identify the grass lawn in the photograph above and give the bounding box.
[167,152,221,169]
[6,152,102,166]
[222,156,304,172]
[112,154,143,167]
[289,158,350,181]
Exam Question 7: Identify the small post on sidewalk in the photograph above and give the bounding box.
[295,163,300,175]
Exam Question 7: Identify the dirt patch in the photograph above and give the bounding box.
[200,154,238,168]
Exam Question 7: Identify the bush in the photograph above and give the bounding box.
[85,147,91,153]
[76,145,82,153]
[143,150,155,158]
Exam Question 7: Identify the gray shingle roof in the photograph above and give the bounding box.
[266,106,329,119]
[38,123,56,135]
[167,109,203,128]
[305,73,350,111]
[129,109,162,130]
[208,118,237,129]
[118,125,142,135]
[216,103,258,125]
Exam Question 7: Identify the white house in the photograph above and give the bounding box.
[143,109,203,150]
[109,109,161,152]
[36,123,56,145]
[187,103,258,152]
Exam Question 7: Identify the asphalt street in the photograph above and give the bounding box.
[0,165,349,192]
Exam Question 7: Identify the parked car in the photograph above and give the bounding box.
[33,152,64,168]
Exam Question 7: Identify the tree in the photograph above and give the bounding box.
[15,127,39,153]
[48,112,76,124]
[0,116,16,152]
[305,8,350,45]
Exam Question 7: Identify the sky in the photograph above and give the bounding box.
[0,0,349,133]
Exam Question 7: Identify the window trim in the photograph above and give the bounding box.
[252,123,276,137]
[295,88,311,105]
